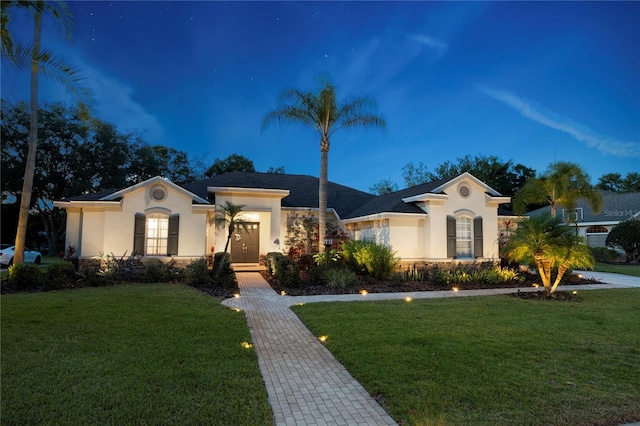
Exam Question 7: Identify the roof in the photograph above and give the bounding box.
[528,190,640,223]
[181,172,376,218]
[61,171,511,219]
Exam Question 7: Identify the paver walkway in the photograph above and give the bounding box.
[223,273,397,426]
[223,270,640,425]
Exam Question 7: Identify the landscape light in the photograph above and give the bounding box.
[233,293,240,298]
[241,341,253,349]
[318,335,328,343]
[280,290,287,296]
[405,297,412,302]
[359,289,368,296]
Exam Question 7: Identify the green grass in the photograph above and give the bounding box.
[1,284,272,425]
[293,289,640,426]
[595,262,640,277]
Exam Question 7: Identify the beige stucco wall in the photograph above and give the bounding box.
[212,193,284,258]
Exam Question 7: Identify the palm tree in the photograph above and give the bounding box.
[513,161,603,218]
[2,0,88,264]
[213,201,249,278]
[501,214,594,293]
[262,75,385,251]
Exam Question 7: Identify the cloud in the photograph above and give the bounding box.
[82,67,165,142]
[478,86,640,158]
[408,33,449,57]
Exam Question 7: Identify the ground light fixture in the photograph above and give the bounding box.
[241,341,253,349]
[405,297,412,302]
[359,289,368,296]
[233,293,240,298]
[318,335,328,343]
[280,290,286,296]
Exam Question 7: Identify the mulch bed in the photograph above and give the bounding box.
[263,270,600,301]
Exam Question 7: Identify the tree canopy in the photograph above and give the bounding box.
[205,153,256,177]
[369,178,398,195]
[606,219,640,263]
[263,75,385,251]
[595,172,640,193]
[513,161,603,217]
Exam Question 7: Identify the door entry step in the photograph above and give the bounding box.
[231,263,266,272]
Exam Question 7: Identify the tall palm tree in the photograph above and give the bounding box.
[501,214,594,293]
[513,161,603,218]
[262,76,385,251]
[2,0,88,264]
[213,201,249,278]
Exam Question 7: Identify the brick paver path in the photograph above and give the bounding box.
[222,272,397,426]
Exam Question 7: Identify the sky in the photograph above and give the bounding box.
[2,1,639,193]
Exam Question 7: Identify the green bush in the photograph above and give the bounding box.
[265,252,284,276]
[340,240,366,272]
[432,266,524,286]
[323,268,357,288]
[44,261,76,290]
[185,258,212,287]
[8,263,42,289]
[590,247,619,263]
[143,260,173,283]
[307,265,325,285]
[274,256,300,288]
[312,249,341,267]
[353,241,400,280]
[212,253,236,289]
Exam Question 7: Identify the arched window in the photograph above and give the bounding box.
[586,225,608,248]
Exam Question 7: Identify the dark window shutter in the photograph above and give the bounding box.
[134,214,146,255]
[474,217,483,257]
[168,215,179,255]
[447,216,456,258]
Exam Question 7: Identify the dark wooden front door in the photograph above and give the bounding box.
[230,223,260,263]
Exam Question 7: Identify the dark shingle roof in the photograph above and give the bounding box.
[181,172,376,218]
[343,178,450,219]
[66,188,120,201]
[528,190,640,222]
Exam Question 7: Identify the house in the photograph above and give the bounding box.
[528,190,640,247]
[53,172,511,270]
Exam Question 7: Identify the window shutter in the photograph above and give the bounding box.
[133,214,145,255]
[168,215,179,255]
[447,216,456,258]
[474,217,483,258]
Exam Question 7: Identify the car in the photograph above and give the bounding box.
[0,244,42,267]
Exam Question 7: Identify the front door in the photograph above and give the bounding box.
[230,223,260,263]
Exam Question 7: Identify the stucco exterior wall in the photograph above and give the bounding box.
[387,216,426,261]
[213,193,283,257]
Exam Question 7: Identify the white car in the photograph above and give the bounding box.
[0,244,42,267]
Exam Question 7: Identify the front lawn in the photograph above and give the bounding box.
[594,262,640,277]
[1,284,272,425]
[293,289,640,426]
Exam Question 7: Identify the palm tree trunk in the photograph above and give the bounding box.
[14,7,42,265]
[318,138,329,253]
[534,254,552,291]
[550,265,568,294]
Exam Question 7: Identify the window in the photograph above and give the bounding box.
[134,214,179,256]
[586,225,608,248]
[456,216,472,257]
[146,215,169,255]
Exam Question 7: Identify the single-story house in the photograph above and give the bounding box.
[528,190,640,247]
[53,172,512,269]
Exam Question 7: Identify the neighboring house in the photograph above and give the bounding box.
[528,190,640,247]
[53,172,511,269]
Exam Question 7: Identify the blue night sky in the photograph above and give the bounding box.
[3,1,639,193]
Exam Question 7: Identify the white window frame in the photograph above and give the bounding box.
[146,214,169,255]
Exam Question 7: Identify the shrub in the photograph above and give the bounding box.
[312,249,341,267]
[590,246,619,263]
[265,252,284,276]
[8,264,42,290]
[606,219,640,263]
[212,252,236,289]
[143,260,173,283]
[307,265,325,285]
[98,252,141,281]
[274,256,300,288]
[185,258,212,287]
[323,268,357,288]
[340,240,366,272]
[431,266,524,286]
[44,261,76,290]
[353,241,400,280]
